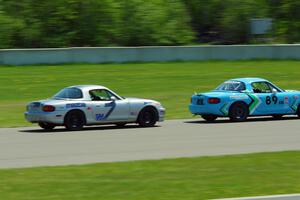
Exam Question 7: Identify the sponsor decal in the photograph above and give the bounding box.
[96,101,117,121]
[290,98,298,112]
[87,107,92,111]
[293,95,299,99]
[105,102,115,107]
[220,103,230,116]
[247,93,262,114]
[96,114,105,121]
[284,96,289,104]
[66,103,86,108]
[229,95,248,100]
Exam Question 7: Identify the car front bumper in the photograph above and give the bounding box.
[158,107,166,122]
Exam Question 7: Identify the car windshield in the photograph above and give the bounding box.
[53,88,83,99]
[215,81,246,91]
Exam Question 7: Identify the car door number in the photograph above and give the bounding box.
[266,96,278,105]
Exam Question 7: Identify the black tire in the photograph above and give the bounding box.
[229,102,249,122]
[38,122,56,130]
[202,115,217,122]
[297,106,300,118]
[272,114,283,120]
[137,107,158,127]
[64,110,86,131]
[115,123,127,127]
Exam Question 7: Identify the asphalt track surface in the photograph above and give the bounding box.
[1,117,300,169]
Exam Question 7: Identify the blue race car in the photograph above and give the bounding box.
[189,78,300,122]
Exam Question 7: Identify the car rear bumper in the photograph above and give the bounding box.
[189,104,225,116]
[25,112,64,125]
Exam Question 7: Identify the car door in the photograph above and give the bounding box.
[266,82,291,114]
[89,89,129,123]
[251,82,278,114]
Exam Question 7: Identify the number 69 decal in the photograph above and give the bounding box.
[266,96,278,105]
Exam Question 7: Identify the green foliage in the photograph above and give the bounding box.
[184,0,270,44]
[184,0,300,44]
[119,0,194,46]
[272,0,300,43]
[0,13,24,48]
[0,0,194,48]
[0,0,300,47]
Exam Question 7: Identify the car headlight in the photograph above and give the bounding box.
[153,102,161,106]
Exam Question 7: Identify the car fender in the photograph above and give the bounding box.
[218,93,252,116]
[126,98,161,120]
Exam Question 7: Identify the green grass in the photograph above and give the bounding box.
[1,151,300,200]
[1,60,300,127]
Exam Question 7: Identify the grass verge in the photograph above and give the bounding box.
[0,151,300,200]
[1,60,300,127]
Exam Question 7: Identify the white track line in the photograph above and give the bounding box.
[216,193,300,200]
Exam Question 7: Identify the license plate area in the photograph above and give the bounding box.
[30,102,42,111]
[197,99,204,105]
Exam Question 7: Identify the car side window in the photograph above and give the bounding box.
[267,83,281,93]
[252,82,272,93]
[90,89,113,101]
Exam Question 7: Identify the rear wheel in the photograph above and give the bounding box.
[202,115,217,122]
[229,102,249,122]
[64,110,86,131]
[138,107,158,127]
[297,106,300,118]
[38,122,55,130]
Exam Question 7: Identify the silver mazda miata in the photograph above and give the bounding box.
[25,85,165,131]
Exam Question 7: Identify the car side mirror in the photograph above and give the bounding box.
[272,88,277,94]
[110,96,117,101]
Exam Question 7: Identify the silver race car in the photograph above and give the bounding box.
[25,85,165,131]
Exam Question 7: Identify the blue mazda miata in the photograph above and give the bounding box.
[189,78,300,122]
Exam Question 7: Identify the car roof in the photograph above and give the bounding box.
[229,77,269,84]
[64,85,123,100]
[68,85,108,90]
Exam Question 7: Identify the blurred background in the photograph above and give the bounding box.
[0,0,299,49]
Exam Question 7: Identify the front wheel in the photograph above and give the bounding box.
[297,106,300,118]
[64,111,86,131]
[38,122,56,130]
[229,102,249,122]
[202,115,217,122]
[137,107,158,127]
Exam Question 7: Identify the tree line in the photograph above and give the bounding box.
[0,0,299,48]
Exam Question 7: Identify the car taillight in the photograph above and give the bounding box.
[208,98,220,104]
[43,105,55,112]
